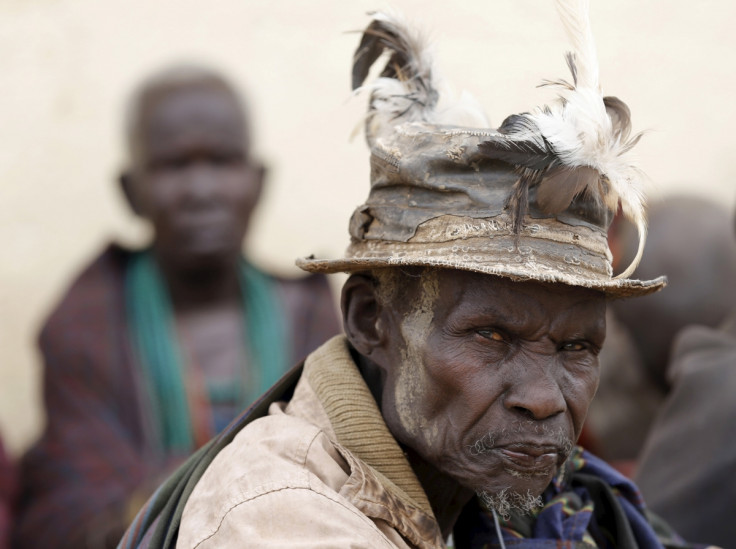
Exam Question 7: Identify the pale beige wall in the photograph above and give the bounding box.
[1,0,734,455]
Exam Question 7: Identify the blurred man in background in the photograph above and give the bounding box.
[14,65,340,548]
[0,438,15,549]
[584,196,736,466]
[611,197,736,393]
[633,204,736,548]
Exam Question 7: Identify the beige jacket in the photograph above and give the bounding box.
[177,336,446,548]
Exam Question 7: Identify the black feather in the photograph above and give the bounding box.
[603,96,631,142]
[352,22,399,90]
[478,139,555,172]
[352,18,431,93]
[507,169,542,236]
[477,115,557,171]
[497,113,538,136]
[351,13,439,132]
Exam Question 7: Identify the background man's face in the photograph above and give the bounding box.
[377,269,606,508]
[129,84,261,272]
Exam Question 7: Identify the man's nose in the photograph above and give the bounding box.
[183,163,217,200]
[503,360,566,421]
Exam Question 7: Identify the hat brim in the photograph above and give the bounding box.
[296,254,666,299]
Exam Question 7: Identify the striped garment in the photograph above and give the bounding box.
[454,447,720,549]
[13,244,340,549]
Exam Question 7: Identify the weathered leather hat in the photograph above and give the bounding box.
[298,6,666,298]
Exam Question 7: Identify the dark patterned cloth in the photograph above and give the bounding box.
[453,447,718,549]
[13,244,340,549]
[0,438,15,549]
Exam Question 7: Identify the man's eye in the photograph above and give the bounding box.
[478,329,505,342]
[150,158,188,171]
[212,152,244,166]
[561,341,586,352]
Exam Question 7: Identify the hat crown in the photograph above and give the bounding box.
[297,6,666,298]
[352,124,612,246]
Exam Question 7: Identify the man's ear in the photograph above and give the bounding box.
[248,161,267,204]
[341,274,385,359]
[119,171,143,217]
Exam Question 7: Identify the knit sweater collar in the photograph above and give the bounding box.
[303,335,435,518]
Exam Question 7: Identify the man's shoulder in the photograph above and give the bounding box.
[183,368,348,508]
[177,402,379,548]
[194,408,335,480]
[668,321,736,381]
[652,323,736,389]
[39,243,132,348]
[129,338,438,548]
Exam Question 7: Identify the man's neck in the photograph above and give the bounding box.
[402,445,475,539]
[155,253,242,312]
[355,351,474,537]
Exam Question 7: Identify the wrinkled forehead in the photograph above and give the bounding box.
[398,268,606,329]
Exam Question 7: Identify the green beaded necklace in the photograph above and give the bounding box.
[125,250,288,454]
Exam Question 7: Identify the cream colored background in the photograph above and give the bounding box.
[1,0,734,455]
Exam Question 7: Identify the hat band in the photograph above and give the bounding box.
[347,214,613,283]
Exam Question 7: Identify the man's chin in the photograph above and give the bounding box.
[172,243,240,270]
[494,460,558,493]
[474,469,554,519]
[476,487,544,520]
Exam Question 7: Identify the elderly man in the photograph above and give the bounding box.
[122,5,716,549]
[14,66,339,548]
[585,197,736,465]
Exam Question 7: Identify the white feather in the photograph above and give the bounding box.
[355,11,489,143]
[435,88,490,128]
[555,0,599,90]
[525,0,648,278]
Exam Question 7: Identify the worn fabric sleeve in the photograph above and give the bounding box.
[13,249,163,549]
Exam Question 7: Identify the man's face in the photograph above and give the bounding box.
[128,84,261,272]
[375,269,606,507]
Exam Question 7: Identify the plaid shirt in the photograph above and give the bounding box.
[13,244,340,548]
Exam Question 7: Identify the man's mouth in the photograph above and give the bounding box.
[468,426,574,479]
[176,211,231,229]
[491,443,564,478]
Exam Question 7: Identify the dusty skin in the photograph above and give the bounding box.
[346,268,606,526]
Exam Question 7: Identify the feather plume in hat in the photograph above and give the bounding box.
[351,0,648,280]
[352,9,489,142]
